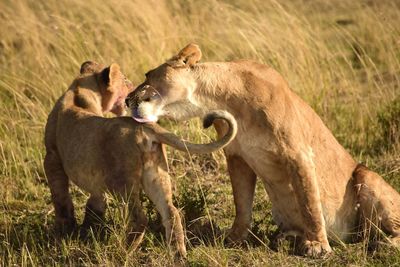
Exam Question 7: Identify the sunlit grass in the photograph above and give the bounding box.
[0,0,399,265]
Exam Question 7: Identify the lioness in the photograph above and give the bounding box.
[126,44,400,257]
[44,61,237,257]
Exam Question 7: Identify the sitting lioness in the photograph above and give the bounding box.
[126,44,400,257]
[44,61,237,257]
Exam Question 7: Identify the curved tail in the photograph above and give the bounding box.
[148,110,237,154]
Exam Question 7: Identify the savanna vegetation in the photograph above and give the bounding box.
[0,0,399,265]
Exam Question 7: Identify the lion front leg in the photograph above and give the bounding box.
[287,148,332,257]
[225,154,257,246]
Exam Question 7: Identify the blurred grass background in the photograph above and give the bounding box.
[0,0,399,265]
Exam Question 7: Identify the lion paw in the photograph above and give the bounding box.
[55,217,77,236]
[300,240,332,258]
[224,226,249,247]
[170,231,187,259]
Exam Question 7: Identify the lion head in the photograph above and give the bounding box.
[126,43,204,122]
[79,61,134,116]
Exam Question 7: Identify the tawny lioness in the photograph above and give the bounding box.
[126,44,400,257]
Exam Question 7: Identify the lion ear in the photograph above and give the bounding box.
[99,63,123,112]
[167,43,202,67]
[100,63,122,91]
[80,61,100,74]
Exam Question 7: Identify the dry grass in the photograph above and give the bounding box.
[1,0,399,266]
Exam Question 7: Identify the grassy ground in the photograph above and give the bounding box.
[1,0,400,265]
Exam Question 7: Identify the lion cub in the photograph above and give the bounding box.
[44,61,237,257]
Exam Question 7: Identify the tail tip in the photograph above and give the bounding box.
[203,114,215,128]
[203,111,225,128]
[203,110,234,129]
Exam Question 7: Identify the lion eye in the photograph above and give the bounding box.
[143,93,155,102]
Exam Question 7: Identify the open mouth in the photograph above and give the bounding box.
[132,108,158,123]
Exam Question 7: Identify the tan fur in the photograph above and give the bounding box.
[44,61,237,258]
[127,44,400,257]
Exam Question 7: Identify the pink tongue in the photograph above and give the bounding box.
[132,108,151,123]
[132,116,153,123]
[131,108,157,123]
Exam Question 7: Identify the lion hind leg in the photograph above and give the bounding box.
[354,164,400,245]
[127,198,147,250]
[141,151,186,258]
[81,194,107,239]
[44,151,76,235]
